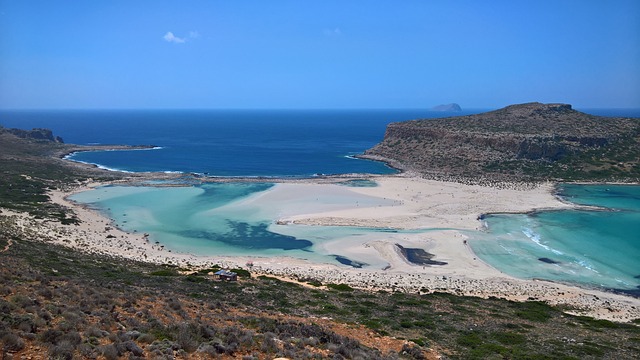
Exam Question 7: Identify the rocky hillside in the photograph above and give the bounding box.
[364,103,640,182]
[1,126,64,143]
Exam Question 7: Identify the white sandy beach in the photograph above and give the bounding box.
[2,175,639,322]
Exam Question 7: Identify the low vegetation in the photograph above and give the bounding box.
[0,127,122,222]
[366,103,640,183]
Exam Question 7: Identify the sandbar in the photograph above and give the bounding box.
[2,174,639,322]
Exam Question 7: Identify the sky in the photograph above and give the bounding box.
[1,0,639,109]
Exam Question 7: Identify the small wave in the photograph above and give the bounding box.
[614,278,632,286]
[94,164,133,173]
[498,243,514,255]
[67,157,133,173]
[521,227,564,255]
[62,152,78,160]
[106,146,164,152]
[576,259,600,274]
[163,170,184,174]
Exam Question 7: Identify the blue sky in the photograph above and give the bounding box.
[1,1,639,109]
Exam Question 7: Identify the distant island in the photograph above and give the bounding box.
[364,102,640,183]
[431,103,462,111]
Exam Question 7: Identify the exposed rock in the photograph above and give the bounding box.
[364,102,640,182]
[3,127,64,143]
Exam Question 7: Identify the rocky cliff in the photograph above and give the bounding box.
[364,103,640,182]
[2,127,64,143]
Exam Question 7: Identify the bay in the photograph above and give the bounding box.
[0,109,479,176]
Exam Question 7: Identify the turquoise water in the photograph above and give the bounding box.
[470,185,640,295]
[70,183,421,268]
[71,182,640,290]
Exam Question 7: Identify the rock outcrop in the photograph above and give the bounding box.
[364,103,640,182]
[3,127,64,143]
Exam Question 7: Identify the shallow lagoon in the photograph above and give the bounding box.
[469,185,640,294]
[69,182,419,268]
[71,181,640,293]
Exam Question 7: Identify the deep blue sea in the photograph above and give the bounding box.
[0,109,481,176]
[2,108,639,293]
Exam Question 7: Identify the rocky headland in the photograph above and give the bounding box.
[3,127,65,143]
[363,102,640,182]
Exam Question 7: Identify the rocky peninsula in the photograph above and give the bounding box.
[363,102,640,183]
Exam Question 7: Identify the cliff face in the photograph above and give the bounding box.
[365,103,640,181]
[3,127,64,143]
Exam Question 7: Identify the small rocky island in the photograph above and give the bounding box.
[431,103,462,112]
[364,102,640,182]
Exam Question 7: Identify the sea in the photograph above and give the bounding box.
[1,108,639,294]
[0,109,474,177]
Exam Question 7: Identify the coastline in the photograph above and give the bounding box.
[54,144,160,159]
[3,172,639,322]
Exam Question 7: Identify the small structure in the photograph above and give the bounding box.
[214,269,238,282]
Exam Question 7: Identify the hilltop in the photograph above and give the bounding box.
[363,103,640,182]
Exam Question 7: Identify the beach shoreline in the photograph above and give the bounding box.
[3,173,639,323]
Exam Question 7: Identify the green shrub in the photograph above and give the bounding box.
[149,269,178,276]
[515,301,554,322]
[457,332,483,348]
[230,268,251,278]
[492,331,526,345]
[326,283,354,292]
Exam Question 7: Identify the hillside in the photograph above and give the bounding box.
[364,103,640,182]
[0,126,152,220]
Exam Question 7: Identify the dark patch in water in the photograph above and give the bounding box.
[538,257,560,264]
[610,287,640,298]
[333,255,368,268]
[180,221,312,250]
[634,275,640,279]
[396,244,447,266]
[338,179,378,187]
[373,228,400,233]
